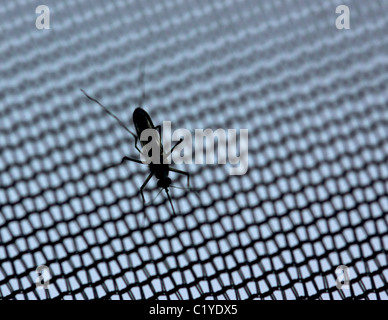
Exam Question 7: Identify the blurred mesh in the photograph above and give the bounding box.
[1,0,388,300]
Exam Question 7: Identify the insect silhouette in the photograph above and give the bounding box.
[80,73,193,216]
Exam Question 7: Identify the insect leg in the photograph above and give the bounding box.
[145,188,164,205]
[165,138,184,158]
[155,125,161,136]
[169,167,190,187]
[103,155,144,171]
[140,172,154,203]
[133,135,142,153]
[121,156,144,164]
[155,125,163,150]
[165,189,176,216]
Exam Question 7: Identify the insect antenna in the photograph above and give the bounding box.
[80,89,138,140]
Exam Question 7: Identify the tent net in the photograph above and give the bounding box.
[0,0,388,299]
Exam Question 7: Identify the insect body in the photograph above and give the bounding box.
[80,90,190,215]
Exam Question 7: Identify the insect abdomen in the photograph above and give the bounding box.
[133,107,164,157]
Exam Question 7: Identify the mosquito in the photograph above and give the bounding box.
[80,71,194,215]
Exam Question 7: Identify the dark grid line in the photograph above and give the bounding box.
[1,0,388,300]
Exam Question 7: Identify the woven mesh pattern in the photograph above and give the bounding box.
[1,0,388,300]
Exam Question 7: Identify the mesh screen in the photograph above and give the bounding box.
[1,0,388,300]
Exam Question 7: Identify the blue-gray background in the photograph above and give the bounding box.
[0,0,388,299]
